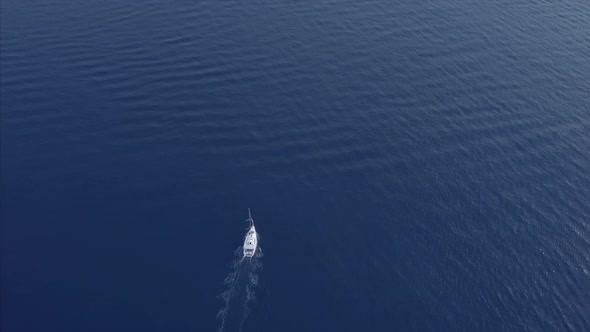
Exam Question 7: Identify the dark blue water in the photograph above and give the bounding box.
[2,0,590,331]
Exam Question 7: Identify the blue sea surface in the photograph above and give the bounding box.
[2,0,590,331]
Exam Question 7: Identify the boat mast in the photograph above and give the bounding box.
[247,208,254,226]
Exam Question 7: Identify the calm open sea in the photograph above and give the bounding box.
[2,0,589,331]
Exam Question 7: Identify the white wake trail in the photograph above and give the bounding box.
[217,244,263,332]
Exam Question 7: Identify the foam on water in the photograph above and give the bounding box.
[217,242,263,332]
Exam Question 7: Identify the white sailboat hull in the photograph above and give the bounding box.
[243,225,257,257]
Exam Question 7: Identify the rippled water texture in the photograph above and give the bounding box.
[2,0,590,331]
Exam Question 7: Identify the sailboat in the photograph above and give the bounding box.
[243,208,257,258]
